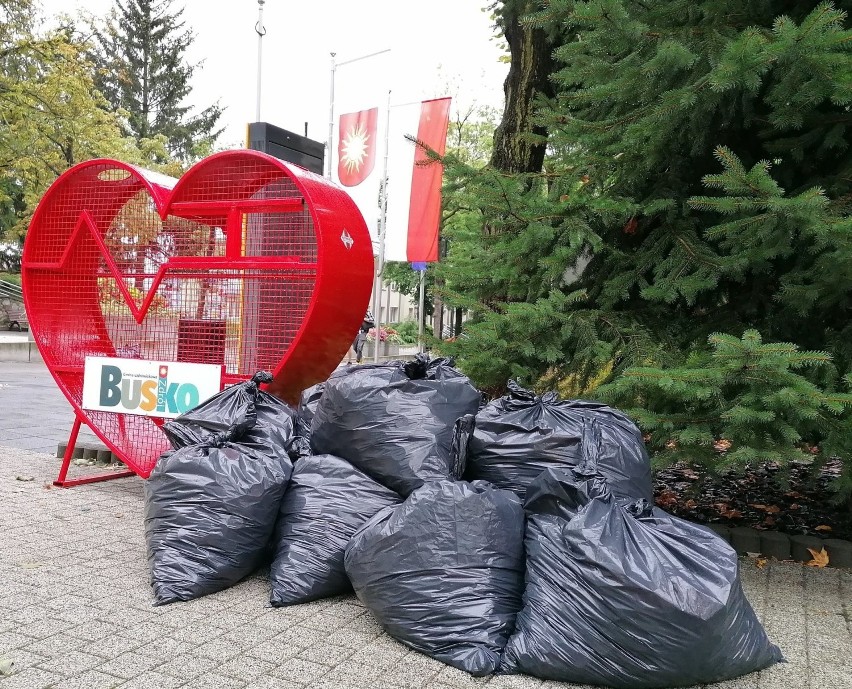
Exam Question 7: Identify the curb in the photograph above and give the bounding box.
[708,524,852,568]
[56,442,123,467]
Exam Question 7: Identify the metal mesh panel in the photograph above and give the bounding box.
[25,157,319,476]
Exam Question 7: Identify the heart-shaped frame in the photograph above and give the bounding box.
[22,150,374,477]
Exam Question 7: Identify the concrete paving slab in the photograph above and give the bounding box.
[0,360,848,689]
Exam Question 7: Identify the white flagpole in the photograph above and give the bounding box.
[326,52,336,179]
[326,48,391,181]
[418,267,426,353]
[254,0,266,122]
[372,89,392,363]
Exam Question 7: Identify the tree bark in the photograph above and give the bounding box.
[432,293,444,340]
[490,1,556,174]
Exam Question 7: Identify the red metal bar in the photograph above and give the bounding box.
[169,197,304,216]
[167,256,312,268]
[54,413,136,488]
[54,415,81,486]
[225,207,243,257]
[55,470,136,488]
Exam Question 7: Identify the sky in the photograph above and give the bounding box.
[37,0,509,151]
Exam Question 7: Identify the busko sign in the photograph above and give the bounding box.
[82,357,222,419]
[22,149,374,481]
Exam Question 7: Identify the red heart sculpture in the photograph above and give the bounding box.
[22,150,374,477]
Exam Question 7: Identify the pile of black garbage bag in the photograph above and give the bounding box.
[144,357,783,686]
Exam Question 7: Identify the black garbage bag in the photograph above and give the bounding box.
[163,371,295,458]
[344,480,525,676]
[311,355,482,496]
[501,426,782,686]
[145,382,293,606]
[461,380,652,502]
[269,454,401,606]
[287,383,325,460]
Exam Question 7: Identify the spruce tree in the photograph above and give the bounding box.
[441,1,852,498]
[91,0,222,160]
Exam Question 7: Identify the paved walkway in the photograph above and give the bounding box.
[0,362,850,689]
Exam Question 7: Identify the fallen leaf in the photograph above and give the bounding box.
[713,439,732,452]
[815,525,832,533]
[42,483,52,490]
[681,469,700,481]
[806,547,829,568]
[656,491,678,508]
[784,491,802,499]
[765,505,781,514]
[665,439,677,450]
[763,516,776,527]
[17,562,42,570]
[749,503,767,511]
[684,499,697,509]
[15,475,34,482]
[756,558,767,569]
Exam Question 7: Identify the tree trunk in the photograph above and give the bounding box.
[433,293,444,340]
[490,1,556,174]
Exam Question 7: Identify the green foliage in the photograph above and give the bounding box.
[0,4,175,240]
[386,320,419,345]
[89,0,223,160]
[383,262,433,316]
[600,330,852,502]
[440,1,852,492]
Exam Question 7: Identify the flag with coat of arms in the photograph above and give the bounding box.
[331,58,450,263]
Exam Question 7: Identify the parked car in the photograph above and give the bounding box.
[0,298,28,331]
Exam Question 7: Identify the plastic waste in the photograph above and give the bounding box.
[501,422,783,686]
[269,454,401,606]
[345,480,525,676]
[162,371,295,458]
[145,375,293,605]
[287,382,325,460]
[311,355,482,496]
[461,380,652,501]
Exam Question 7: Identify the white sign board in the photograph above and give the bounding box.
[82,357,223,419]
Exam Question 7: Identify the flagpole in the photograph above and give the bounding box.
[326,52,336,179]
[326,48,391,181]
[254,0,266,122]
[372,89,392,363]
[418,266,426,353]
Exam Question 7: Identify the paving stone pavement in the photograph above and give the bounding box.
[1,364,851,689]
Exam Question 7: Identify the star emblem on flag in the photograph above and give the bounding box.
[341,124,370,175]
[337,108,378,187]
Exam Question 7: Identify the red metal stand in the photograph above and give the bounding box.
[54,413,135,488]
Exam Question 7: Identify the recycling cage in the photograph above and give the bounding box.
[22,150,374,486]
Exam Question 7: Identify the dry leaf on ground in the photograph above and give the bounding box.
[806,547,829,568]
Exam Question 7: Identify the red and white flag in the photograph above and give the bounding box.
[334,106,384,240]
[337,108,378,187]
[384,97,451,263]
[330,53,391,245]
